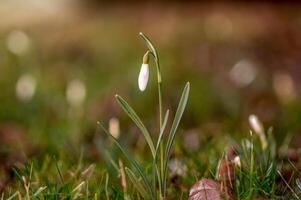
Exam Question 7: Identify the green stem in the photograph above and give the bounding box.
[155,58,163,128]
[155,57,164,200]
[249,134,254,199]
[139,32,164,199]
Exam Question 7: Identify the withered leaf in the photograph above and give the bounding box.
[189,178,221,200]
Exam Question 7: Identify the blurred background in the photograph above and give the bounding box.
[0,0,301,182]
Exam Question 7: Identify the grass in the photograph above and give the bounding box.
[1,126,300,199]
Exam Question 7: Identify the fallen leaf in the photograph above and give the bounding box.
[189,178,221,200]
[217,159,235,183]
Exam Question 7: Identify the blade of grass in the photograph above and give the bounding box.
[248,131,254,199]
[125,167,149,199]
[33,186,47,197]
[7,192,19,200]
[119,160,129,200]
[54,156,64,183]
[163,82,190,196]
[97,122,154,198]
[72,181,85,193]
[105,173,109,200]
[296,179,301,191]
[277,170,300,199]
[115,95,156,158]
[105,150,120,172]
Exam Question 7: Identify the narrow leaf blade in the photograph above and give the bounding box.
[125,167,149,199]
[115,95,156,158]
[155,109,169,155]
[97,122,154,197]
[139,32,158,60]
[163,82,190,191]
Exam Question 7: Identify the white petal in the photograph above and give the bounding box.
[249,114,268,150]
[109,117,120,139]
[138,64,149,91]
[233,156,241,167]
[248,114,264,135]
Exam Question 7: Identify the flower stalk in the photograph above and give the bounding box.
[139,32,164,199]
[248,114,268,150]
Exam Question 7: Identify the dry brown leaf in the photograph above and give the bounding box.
[188,178,221,200]
[216,159,235,183]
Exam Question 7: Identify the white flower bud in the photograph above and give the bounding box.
[138,63,149,91]
[233,156,241,168]
[249,114,264,135]
[109,117,120,139]
[248,114,267,150]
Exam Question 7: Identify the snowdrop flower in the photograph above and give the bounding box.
[233,156,241,168]
[16,73,36,102]
[66,79,86,107]
[138,51,150,91]
[249,114,264,134]
[109,117,120,139]
[248,114,267,150]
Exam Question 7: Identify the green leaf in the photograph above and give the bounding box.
[104,151,120,172]
[151,110,169,195]
[163,82,190,193]
[34,186,47,197]
[125,167,149,199]
[155,109,169,156]
[267,127,276,159]
[115,95,156,158]
[97,122,154,198]
[139,32,158,61]
[139,32,162,83]
[7,192,19,200]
